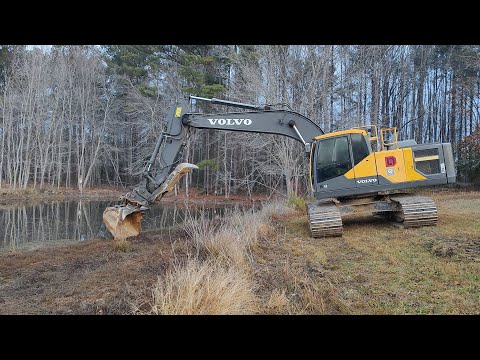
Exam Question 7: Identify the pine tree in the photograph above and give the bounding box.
[102,45,174,97]
[0,45,14,85]
[177,45,228,98]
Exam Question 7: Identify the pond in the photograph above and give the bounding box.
[0,200,246,252]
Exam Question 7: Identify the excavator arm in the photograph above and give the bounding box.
[103,96,323,240]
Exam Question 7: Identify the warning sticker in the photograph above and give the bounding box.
[175,107,182,117]
[387,168,394,176]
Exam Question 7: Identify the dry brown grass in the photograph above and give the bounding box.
[182,202,294,268]
[266,289,289,313]
[149,260,257,315]
[146,200,295,315]
[113,239,130,252]
[299,283,327,314]
[262,277,329,315]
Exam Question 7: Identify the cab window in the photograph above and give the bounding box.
[351,133,370,165]
[316,136,352,183]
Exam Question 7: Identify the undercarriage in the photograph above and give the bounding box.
[307,193,438,238]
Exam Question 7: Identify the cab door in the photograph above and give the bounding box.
[350,133,379,188]
[314,135,357,193]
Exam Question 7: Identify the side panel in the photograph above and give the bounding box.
[344,153,379,187]
[316,175,357,195]
[407,144,449,182]
[374,149,410,184]
[313,177,449,199]
[403,148,428,182]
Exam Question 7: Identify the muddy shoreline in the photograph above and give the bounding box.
[0,187,269,206]
[0,231,190,314]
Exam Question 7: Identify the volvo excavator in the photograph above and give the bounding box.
[103,96,456,239]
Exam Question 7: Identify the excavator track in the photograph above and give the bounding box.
[307,200,343,237]
[389,195,438,228]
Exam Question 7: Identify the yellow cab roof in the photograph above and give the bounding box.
[315,129,368,140]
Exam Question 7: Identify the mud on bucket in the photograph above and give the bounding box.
[103,205,145,240]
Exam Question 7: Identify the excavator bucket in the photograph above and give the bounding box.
[102,163,198,240]
[103,205,145,240]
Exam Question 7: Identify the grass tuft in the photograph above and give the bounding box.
[266,289,289,314]
[144,200,293,314]
[113,239,130,252]
[287,194,307,212]
[150,260,257,315]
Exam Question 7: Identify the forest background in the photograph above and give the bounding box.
[1,45,479,198]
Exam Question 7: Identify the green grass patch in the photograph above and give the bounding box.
[287,194,307,212]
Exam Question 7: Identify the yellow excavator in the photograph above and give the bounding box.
[103,96,456,239]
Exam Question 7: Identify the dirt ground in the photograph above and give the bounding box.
[0,231,191,314]
[1,189,479,314]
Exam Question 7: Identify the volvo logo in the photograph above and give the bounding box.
[356,178,378,184]
[208,118,252,126]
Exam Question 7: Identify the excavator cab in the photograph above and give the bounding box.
[310,126,455,200]
[311,129,374,195]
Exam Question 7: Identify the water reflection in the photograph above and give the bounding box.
[0,200,241,252]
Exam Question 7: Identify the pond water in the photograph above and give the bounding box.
[0,200,247,252]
